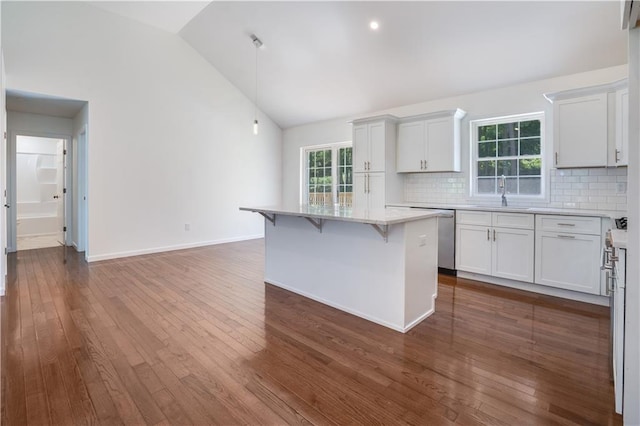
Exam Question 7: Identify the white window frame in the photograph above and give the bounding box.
[299,141,352,206]
[470,112,547,201]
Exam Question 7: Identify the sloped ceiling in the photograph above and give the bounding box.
[90,1,628,129]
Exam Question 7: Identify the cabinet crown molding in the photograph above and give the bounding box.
[544,78,628,103]
[349,114,399,125]
[397,108,466,123]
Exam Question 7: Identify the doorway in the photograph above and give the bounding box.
[14,135,67,250]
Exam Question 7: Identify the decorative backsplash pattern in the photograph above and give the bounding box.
[404,167,628,212]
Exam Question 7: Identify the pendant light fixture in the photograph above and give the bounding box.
[251,34,263,135]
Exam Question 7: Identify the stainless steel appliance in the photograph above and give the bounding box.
[602,229,625,414]
[437,210,455,274]
[410,208,455,274]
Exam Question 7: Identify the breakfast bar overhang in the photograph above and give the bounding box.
[240,205,447,332]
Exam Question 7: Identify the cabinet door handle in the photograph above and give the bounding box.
[493,229,496,241]
[420,160,423,170]
[557,234,575,239]
[487,229,490,241]
[424,160,427,170]
[616,149,621,163]
[557,223,575,227]
[555,152,558,165]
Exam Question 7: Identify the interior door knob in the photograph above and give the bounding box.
[3,204,8,208]
[53,195,59,199]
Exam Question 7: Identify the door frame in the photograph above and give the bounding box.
[8,130,72,252]
[76,125,88,255]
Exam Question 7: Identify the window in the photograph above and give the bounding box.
[303,143,352,207]
[471,113,544,197]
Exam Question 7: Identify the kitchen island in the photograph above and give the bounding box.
[240,205,446,332]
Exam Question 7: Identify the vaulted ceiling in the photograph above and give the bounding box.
[90,1,627,129]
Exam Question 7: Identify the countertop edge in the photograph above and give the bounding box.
[386,202,626,219]
[239,206,449,226]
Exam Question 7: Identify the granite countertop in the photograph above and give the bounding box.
[239,204,451,226]
[387,202,626,219]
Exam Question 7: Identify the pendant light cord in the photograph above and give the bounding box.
[254,44,258,122]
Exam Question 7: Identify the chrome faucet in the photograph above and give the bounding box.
[499,175,508,207]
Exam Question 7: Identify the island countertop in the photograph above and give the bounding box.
[239,204,450,226]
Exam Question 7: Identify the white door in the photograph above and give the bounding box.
[352,124,368,173]
[455,224,492,275]
[554,94,608,168]
[534,231,602,294]
[56,140,65,245]
[425,117,454,172]
[368,121,386,172]
[367,173,385,210]
[352,173,367,209]
[397,121,424,172]
[492,227,534,282]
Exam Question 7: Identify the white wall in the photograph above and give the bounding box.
[2,2,282,261]
[283,65,628,209]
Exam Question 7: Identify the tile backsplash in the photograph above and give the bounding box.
[404,167,627,212]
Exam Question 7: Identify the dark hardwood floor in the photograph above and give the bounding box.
[1,239,621,425]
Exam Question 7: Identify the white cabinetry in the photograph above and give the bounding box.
[614,88,629,166]
[353,172,385,211]
[351,115,403,210]
[396,109,466,173]
[534,215,602,295]
[456,211,534,282]
[353,121,386,173]
[545,79,627,168]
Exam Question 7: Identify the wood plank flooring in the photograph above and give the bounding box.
[1,239,622,425]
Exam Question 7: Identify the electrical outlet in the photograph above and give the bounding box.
[185,223,190,231]
[616,182,627,194]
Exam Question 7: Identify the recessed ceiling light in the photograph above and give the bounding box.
[370,21,379,30]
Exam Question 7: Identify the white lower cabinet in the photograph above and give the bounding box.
[492,228,535,282]
[456,211,534,282]
[456,224,492,275]
[534,231,601,294]
[534,215,602,295]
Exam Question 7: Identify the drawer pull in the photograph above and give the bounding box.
[557,223,576,227]
[557,234,575,239]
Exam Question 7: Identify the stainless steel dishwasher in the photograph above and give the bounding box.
[435,209,455,274]
[411,208,456,274]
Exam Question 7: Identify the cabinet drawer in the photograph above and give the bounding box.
[492,212,534,230]
[536,215,601,235]
[456,210,491,226]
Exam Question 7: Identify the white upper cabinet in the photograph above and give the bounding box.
[396,109,466,173]
[353,119,388,173]
[614,88,629,166]
[554,93,608,168]
[350,115,403,209]
[545,79,627,169]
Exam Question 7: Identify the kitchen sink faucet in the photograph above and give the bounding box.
[500,175,508,207]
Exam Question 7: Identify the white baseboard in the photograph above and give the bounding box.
[457,271,610,306]
[87,234,263,262]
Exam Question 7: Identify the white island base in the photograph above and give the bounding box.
[258,210,440,333]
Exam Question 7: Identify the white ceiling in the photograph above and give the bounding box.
[91,1,210,34]
[92,1,627,129]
